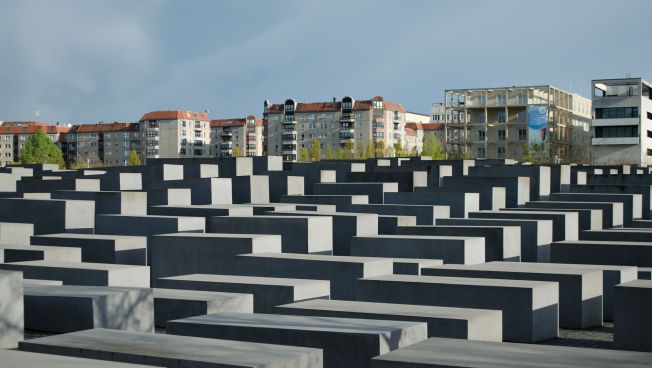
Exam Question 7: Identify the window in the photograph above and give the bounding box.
[478,130,486,141]
[373,100,383,109]
[476,147,485,158]
[517,111,527,122]
[648,112,652,120]
[498,111,506,123]
[518,129,527,140]
[497,147,505,158]
[180,148,186,155]
[193,149,203,155]
[498,130,506,141]
[496,95,506,106]
[595,125,638,138]
[180,121,186,127]
[516,93,527,105]
[595,107,638,119]
[477,95,486,106]
[478,112,485,124]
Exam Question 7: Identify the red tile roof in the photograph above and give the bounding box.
[404,128,417,137]
[405,122,423,130]
[422,123,444,131]
[0,125,70,135]
[71,122,139,133]
[140,110,209,122]
[210,117,263,128]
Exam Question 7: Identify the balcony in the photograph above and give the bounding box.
[221,130,233,137]
[282,133,297,141]
[592,137,638,145]
[339,132,355,140]
[340,113,355,122]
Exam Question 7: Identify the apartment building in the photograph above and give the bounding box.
[0,121,70,166]
[62,122,141,167]
[139,110,211,161]
[264,96,407,162]
[443,85,591,162]
[591,78,652,165]
[210,115,264,157]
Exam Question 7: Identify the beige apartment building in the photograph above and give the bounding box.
[264,96,408,161]
[62,122,141,167]
[443,85,591,162]
[210,116,264,157]
[0,121,70,166]
[139,110,211,161]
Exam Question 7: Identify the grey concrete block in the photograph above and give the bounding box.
[344,203,450,225]
[51,190,147,216]
[153,288,253,327]
[525,200,623,228]
[0,222,33,245]
[19,328,323,368]
[350,235,485,264]
[23,285,153,333]
[30,233,147,265]
[281,194,369,211]
[0,198,94,234]
[233,252,393,300]
[167,312,426,368]
[1,244,81,262]
[356,274,559,343]
[1,349,155,368]
[145,188,192,206]
[0,270,23,348]
[0,261,150,287]
[313,182,398,204]
[148,204,253,217]
[503,207,602,232]
[265,210,378,255]
[207,215,332,254]
[157,274,330,313]
[385,192,479,218]
[370,337,652,368]
[393,225,521,262]
[421,262,603,329]
[615,280,652,352]
[551,240,652,267]
[150,233,281,286]
[470,210,578,241]
[276,299,502,341]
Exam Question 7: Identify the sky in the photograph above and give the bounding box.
[0,0,650,124]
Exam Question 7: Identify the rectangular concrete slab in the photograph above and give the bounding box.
[157,274,330,313]
[615,279,652,352]
[153,288,253,327]
[370,337,652,368]
[30,233,147,265]
[1,349,155,368]
[167,312,426,368]
[356,274,559,343]
[350,235,485,264]
[0,260,150,287]
[20,328,323,368]
[0,270,23,348]
[23,285,154,333]
[276,299,502,341]
[2,244,81,262]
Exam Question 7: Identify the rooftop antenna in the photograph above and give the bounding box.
[626,73,631,78]
[35,110,39,119]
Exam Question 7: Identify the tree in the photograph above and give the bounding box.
[20,131,65,167]
[521,142,549,164]
[336,147,345,159]
[344,140,355,159]
[232,147,244,157]
[394,141,407,157]
[309,139,321,162]
[421,133,445,159]
[324,145,334,160]
[128,149,141,166]
[355,140,367,159]
[298,147,309,162]
[375,140,386,158]
[366,142,374,159]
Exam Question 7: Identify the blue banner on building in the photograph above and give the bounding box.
[527,105,548,143]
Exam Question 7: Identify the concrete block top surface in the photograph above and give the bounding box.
[556,240,652,246]
[20,328,322,367]
[1,260,147,271]
[171,312,426,335]
[278,299,500,320]
[160,273,330,288]
[22,278,64,286]
[435,262,604,277]
[492,261,637,273]
[23,284,147,297]
[617,279,652,289]
[33,233,147,251]
[372,337,652,368]
[240,252,395,265]
[0,349,154,368]
[355,234,482,241]
[153,288,253,301]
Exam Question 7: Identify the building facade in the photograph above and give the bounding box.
[264,96,407,161]
[210,115,264,157]
[139,110,211,161]
[0,122,70,166]
[443,85,591,162]
[62,122,141,167]
[591,78,652,165]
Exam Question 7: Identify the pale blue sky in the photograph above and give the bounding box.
[1,0,650,123]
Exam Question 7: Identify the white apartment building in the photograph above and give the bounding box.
[443,85,591,162]
[591,78,652,165]
[139,110,211,162]
[210,115,264,157]
[264,96,407,162]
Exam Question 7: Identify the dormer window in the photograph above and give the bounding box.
[373,100,383,109]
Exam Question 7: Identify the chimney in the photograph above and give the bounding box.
[333,97,336,103]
